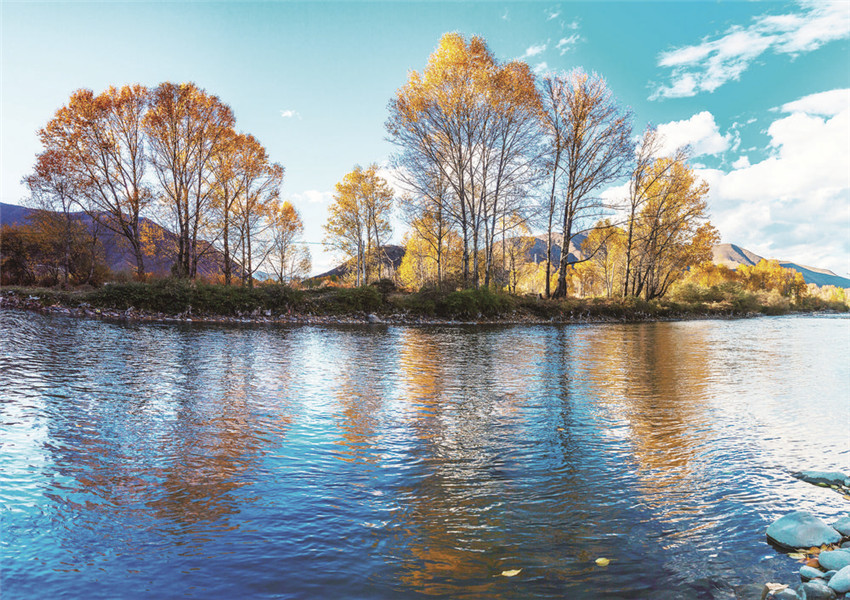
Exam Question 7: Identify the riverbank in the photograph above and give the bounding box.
[2,281,846,326]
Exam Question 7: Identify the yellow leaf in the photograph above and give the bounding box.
[765,583,788,592]
[788,553,806,559]
[500,569,522,577]
[595,558,610,566]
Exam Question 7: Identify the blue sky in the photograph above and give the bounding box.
[2,1,848,276]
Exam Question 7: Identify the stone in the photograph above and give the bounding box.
[793,471,850,488]
[734,583,769,600]
[827,565,850,593]
[832,517,850,537]
[775,589,800,600]
[819,551,850,572]
[798,580,838,599]
[803,566,827,580]
[767,512,842,550]
[366,313,383,324]
[823,571,837,581]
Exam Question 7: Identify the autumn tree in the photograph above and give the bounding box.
[541,69,633,298]
[579,219,627,298]
[145,82,235,279]
[268,200,310,283]
[323,165,394,286]
[386,33,542,289]
[738,259,807,299]
[209,129,247,285]
[627,159,719,300]
[38,85,152,278]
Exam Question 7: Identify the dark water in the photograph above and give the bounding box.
[1,310,848,599]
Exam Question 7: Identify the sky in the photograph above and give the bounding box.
[2,0,849,276]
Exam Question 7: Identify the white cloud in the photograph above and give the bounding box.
[522,42,548,59]
[280,109,301,119]
[697,89,850,275]
[501,8,509,21]
[656,111,733,157]
[546,8,561,21]
[651,0,850,99]
[566,20,579,30]
[781,88,850,116]
[291,190,332,204]
[533,62,549,75]
[556,34,581,55]
[731,155,751,169]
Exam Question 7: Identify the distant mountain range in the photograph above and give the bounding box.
[3,201,847,289]
[712,243,850,288]
[0,201,227,278]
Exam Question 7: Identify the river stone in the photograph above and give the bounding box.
[823,571,837,581]
[798,580,838,600]
[775,589,800,600]
[832,517,850,537]
[819,551,850,572]
[734,583,769,600]
[767,512,842,549]
[793,471,850,488]
[828,565,850,593]
[802,566,827,580]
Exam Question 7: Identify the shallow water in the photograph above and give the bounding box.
[1,310,848,599]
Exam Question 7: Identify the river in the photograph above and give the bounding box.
[1,309,848,599]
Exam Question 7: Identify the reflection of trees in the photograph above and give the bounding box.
[579,323,714,539]
[37,323,293,558]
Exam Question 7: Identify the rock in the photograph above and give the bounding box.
[793,471,850,488]
[775,589,800,600]
[767,512,843,550]
[819,551,850,572]
[823,571,837,581]
[832,517,850,537]
[802,566,827,580]
[366,313,383,323]
[827,565,850,593]
[842,542,850,549]
[734,583,768,600]
[798,579,838,599]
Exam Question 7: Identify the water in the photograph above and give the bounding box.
[1,310,848,599]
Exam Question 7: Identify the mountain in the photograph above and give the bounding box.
[0,202,228,278]
[311,245,406,281]
[712,243,850,288]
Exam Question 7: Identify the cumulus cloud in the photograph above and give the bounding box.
[651,0,850,99]
[655,111,733,157]
[697,89,850,275]
[280,109,301,119]
[533,61,549,75]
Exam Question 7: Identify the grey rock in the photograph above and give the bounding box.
[820,552,850,572]
[798,580,838,599]
[793,471,850,488]
[366,313,383,323]
[803,566,828,580]
[776,590,800,600]
[832,517,850,537]
[767,512,842,549]
[734,583,769,600]
[842,542,850,549]
[824,571,838,581]
[828,565,850,593]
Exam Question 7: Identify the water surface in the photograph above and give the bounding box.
[1,310,848,599]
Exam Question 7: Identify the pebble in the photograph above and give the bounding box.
[827,565,850,593]
[798,579,838,599]
[767,512,842,550]
[819,551,850,572]
[802,566,826,580]
[832,517,850,537]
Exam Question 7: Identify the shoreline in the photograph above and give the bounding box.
[0,290,813,327]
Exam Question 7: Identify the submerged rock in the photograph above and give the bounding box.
[798,579,838,599]
[818,550,850,572]
[827,565,850,593]
[793,471,850,488]
[767,512,842,550]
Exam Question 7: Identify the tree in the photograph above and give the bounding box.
[145,82,235,279]
[542,69,633,298]
[628,159,719,300]
[323,165,394,286]
[209,129,247,285]
[580,219,626,297]
[738,259,807,300]
[39,85,152,278]
[268,200,310,283]
[387,33,542,289]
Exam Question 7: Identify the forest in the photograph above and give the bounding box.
[2,33,846,315]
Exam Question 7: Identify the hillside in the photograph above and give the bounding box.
[0,202,227,278]
[712,243,850,288]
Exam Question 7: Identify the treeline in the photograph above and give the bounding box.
[9,82,309,287]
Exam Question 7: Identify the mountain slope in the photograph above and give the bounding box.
[712,242,850,288]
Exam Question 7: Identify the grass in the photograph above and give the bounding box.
[4,278,847,321]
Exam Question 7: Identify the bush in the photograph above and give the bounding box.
[329,285,383,313]
[437,288,513,319]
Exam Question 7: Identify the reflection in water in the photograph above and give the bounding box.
[1,311,848,599]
